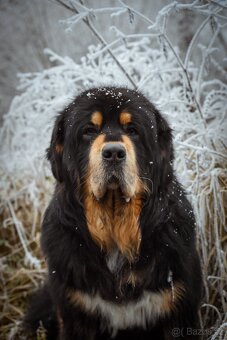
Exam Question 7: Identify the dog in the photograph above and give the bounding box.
[24,87,202,339]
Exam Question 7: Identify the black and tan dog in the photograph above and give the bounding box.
[25,87,202,339]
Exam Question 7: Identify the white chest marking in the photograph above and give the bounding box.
[84,292,163,330]
[72,289,172,334]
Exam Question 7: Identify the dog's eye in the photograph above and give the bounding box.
[125,126,138,136]
[83,126,98,136]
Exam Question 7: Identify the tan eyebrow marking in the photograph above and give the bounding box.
[91,111,103,127]
[120,111,132,125]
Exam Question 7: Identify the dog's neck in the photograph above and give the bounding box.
[84,189,142,262]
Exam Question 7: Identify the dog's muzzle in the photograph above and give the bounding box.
[88,135,140,201]
[102,143,126,190]
[102,143,126,163]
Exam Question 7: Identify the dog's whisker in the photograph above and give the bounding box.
[139,176,153,194]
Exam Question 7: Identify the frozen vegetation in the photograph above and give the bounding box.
[0,0,226,338]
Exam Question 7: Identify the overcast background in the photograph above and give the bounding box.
[2,0,225,119]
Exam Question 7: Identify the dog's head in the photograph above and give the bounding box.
[48,87,173,199]
[47,87,173,258]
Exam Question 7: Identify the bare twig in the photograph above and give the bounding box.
[118,0,207,128]
[210,0,227,10]
[184,11,219,69]
[55,0,137,88]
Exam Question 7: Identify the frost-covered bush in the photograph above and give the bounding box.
[0,1,226,338]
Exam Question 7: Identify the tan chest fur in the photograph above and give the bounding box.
[84,190,142,262]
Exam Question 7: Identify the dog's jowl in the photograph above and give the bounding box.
[24,87,202,340]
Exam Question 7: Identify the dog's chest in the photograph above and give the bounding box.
[106,249,126,274]
[69,253,179,334]
[73,288,169,335]
[105,249,139,295]
[99,251,162,332]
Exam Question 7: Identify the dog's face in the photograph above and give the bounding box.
[47,87,173,258]
[85,109,144,201]
[48,87,173,199]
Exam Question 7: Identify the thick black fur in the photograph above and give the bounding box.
[24,87,202,339]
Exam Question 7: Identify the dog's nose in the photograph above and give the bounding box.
[102,144,126,162]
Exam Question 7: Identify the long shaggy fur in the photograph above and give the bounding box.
[24,87,202,339]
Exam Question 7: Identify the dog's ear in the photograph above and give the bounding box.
[47,113,65,182]
[156,112,174,163]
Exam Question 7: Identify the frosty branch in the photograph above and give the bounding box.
[55,0,137,88]
[55,0,226,131]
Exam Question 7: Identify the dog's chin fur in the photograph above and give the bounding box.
[94,188,132,204]
[90,170,142,202]
[92,178,136,202]
[24,87,202,340]
[107,182,119,190]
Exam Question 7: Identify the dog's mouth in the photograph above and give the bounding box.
[91,171,132,203]
[107,173,131,201]
[107,175,131,202]
[107,175,120,190]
